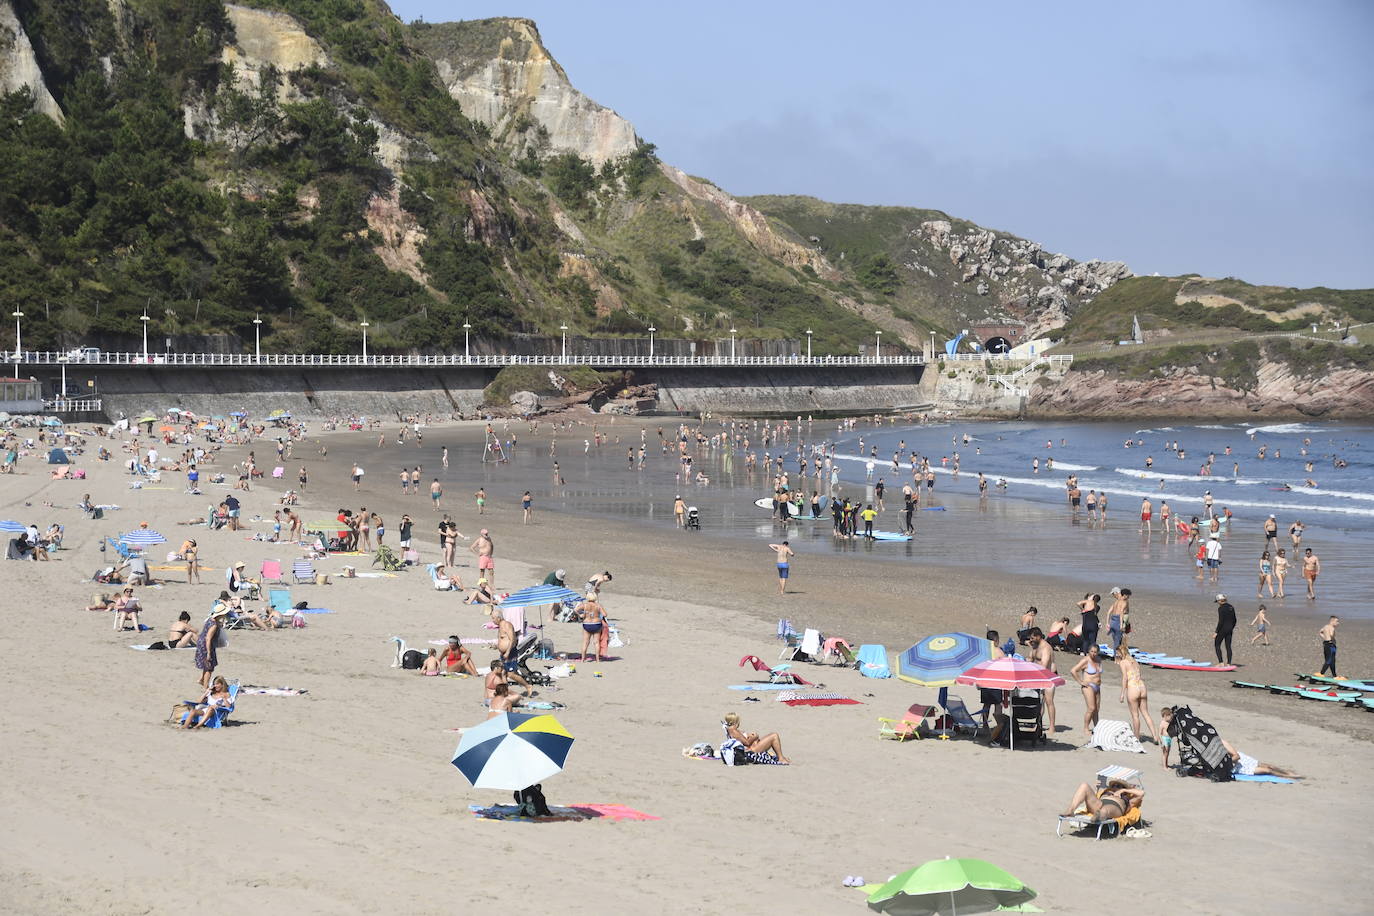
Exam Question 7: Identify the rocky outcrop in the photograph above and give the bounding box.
[1033,361,1374,419]
[0,0,63,123]
[418,18,639,165]
[221,4,329,101]
[915,219,1132,336]
[558,253,625,316]
[660,166,837,277]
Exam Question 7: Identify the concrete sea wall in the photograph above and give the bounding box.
[79,364,930,419]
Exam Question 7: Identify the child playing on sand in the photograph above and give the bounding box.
[421,648,441,676]
[1250,606,1271,646]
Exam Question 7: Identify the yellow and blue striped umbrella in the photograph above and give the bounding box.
[898,632,991,687]
[452,713,574,790]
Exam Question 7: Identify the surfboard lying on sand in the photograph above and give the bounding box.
[1138,658,1237,672]
[1297,673,1374,692]
[869,531,912,541]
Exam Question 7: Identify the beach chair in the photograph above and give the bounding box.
[878,703,937,742]
[104,537,133,561]
[260,559,284,583]
[941,696,984,736]
[821,637,855,666]
[1056,811,1123,840]
[292,558,317,584]
[177,680,240,729]
[427,563,456,590]
[1097,766,1143,790]
[780,628,821,662]
[855,644,892,678]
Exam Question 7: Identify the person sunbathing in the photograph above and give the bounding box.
[439,637,478,675]
[1219,738,1302,779]
[87,593,116,611]
[168,611,198,647]
[1060,780,1144,818]
[179,677,232,728]
[431,564,462,591]
[465,579,498,606]
[722,712,791,763]
[487,682,524,718]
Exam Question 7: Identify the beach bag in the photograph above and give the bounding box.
[315,573,330,585]
[719,738,750,766]
[401,649,425,670]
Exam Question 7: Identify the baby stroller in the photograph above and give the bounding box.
[685,507,701,530]
[510,631,552,686]
[372,544,403,571]
[1169,705,1234,781]
[1009,691,1045,747]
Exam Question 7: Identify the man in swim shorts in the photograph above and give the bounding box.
[471,528,495,586]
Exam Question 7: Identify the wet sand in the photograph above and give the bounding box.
[1,415,1369,914]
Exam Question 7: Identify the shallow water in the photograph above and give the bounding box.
[324,417,1373,622]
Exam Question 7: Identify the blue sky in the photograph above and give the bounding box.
[394,1,1374,288]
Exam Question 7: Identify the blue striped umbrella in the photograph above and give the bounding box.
[0,520,27,533]
[497,584,584,610]
[120,529,168,547]
[898,632,992,687]
[452,712,574,790]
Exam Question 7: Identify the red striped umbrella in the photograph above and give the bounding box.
[955,657,1065,690]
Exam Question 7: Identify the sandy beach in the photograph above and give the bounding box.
[2,416,1370,915]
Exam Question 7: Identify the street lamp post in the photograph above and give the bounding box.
[559,324,568,362]
[805,328,813,361]
[463,321,471,362]
[729,327,737,362]
[10,309,21,376]
[253,314,262,363]
[648,325,656,361]
[57,355,68,402]
[875,330,882,361]
[140,308,150,360]
[360,317,370,361]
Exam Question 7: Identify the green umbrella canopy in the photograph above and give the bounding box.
[868,858,1036,916]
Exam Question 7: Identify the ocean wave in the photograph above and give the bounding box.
[1047,461,1099,471]
[1114,468,1213,482]
[1245,423,1324,437]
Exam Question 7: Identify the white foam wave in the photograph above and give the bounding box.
[1114,468,1209,482]
[1047,461,1099,471]
[1245,423,1323,437]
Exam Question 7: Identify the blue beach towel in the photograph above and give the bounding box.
[1233,774,1294,784]
[856,644,892,678]
[296,607,334,614]
[727,684,806,691]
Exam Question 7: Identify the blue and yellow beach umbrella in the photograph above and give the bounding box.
[452,713,574,790]
[898,632,991,687]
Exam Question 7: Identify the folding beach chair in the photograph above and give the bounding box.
[878,703,937,742]
[177,680,239,729]
[855,644,892,678]
[292,558,317,584]
[821,637,854,666]
[941,696,984,736]
[260,559,284,583]
[104,537,133,560]
[779,627,823,662]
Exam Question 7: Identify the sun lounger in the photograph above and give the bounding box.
[1056,812,1123,840]
[1097,765,1143,789]
[878,703,936,742]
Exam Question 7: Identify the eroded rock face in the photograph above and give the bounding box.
[0,0,63,123]
[221,4,329,101]
[916,219,1132,337]
[509,390,541,414]
[428,18,639,165]
[1033,362,1374,418]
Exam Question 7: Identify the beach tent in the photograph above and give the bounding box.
[47,448,69,464]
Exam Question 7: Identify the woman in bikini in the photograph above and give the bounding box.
[167,610,198,648]
[1258,550,1275,598]
[1274,548,1289,598]
[1060,779,1144,818]
[1117,651,1160,742]
[722,712,790,764]
[1071,645,1104,737]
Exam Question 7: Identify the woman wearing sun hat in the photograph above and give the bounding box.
[195,601,232,688]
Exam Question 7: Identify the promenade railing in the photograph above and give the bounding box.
[11,351,929,368]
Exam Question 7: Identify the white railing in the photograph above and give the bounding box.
[10,351,927,369]
[43,398,104,412]
[987,355,1073,396]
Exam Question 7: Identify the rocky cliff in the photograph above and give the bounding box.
[1033,346,1374,419]
[0,0,61,122]
[412,17,639,165]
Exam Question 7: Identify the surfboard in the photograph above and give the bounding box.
[755,496,826,519]
[1139,660,1237,672]
[921,506,947,511]
[870,531,912,541]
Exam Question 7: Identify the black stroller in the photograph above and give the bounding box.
[1009,691,1046,747]
[685,507,701,530]
[510,631,552,686]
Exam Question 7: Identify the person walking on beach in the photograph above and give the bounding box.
[429,478,442,510]
[1106,587,1129,653]
[351,463,364,491]
[1302,548,1320,599]
[1318,616,1339,677]
[769,541,794,595]
[1212,594,1236,665]
[521,491,533,524]
[1205,534,1223,584]
[1263,514,1278,549]
[474,487,486,515]
[1258,550,1275,598]
[1250,605,1271,646]
[195,604,230,689]
[182,538,200,584]
[472,529,495,586]
[673,495,687,528]
[1139,498,1152,533]
[441,446,449,469]
[577,592,606,663]
[1116,650,1159,743]
[1070,645,1103,738]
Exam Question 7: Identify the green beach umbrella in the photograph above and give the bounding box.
[867,858,1037,916]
